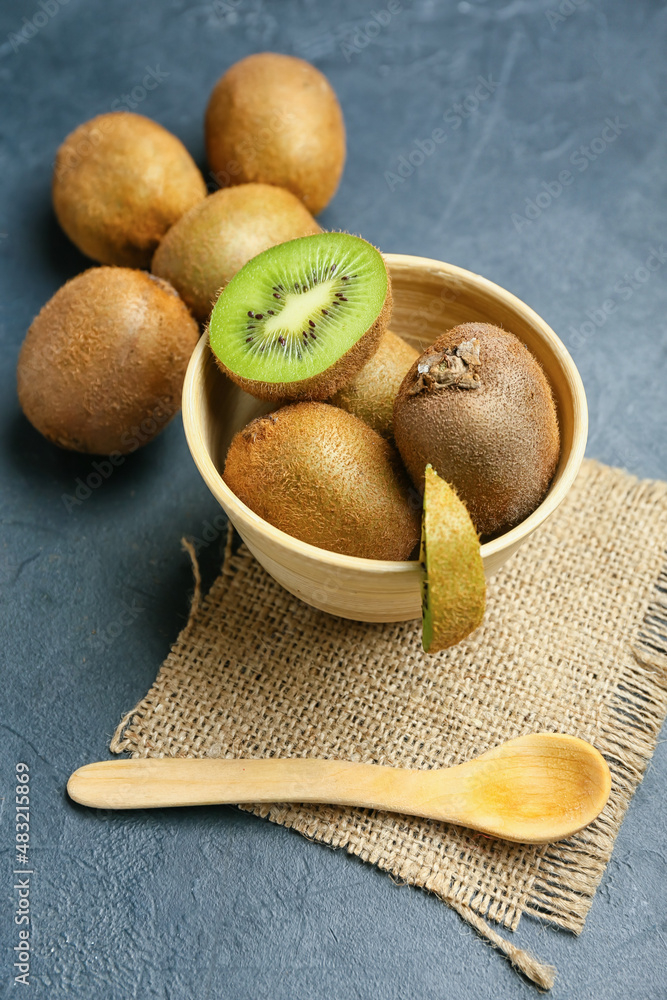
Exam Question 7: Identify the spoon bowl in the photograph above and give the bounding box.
[67,733,611,844]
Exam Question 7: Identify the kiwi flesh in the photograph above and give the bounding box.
[330,329,418,438]
[17,267,199,455]
[208,232,392,402]
[394,322,560,538]
[205,52,345,215]
[152,183,321,323]
[421,465,486,653]
[223,402,420,560]
[53,112,207,268]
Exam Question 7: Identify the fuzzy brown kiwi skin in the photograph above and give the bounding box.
[205,53,346,215]
[210,279,392,403]
[151,184,321,323]
[17,268,200,455]
[393,322,560,538]
[52,112,207,268]
[223,402,420,560]
[330,329,419,437]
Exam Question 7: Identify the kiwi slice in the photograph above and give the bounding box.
[208,232,391,402]
[421,465,486,653]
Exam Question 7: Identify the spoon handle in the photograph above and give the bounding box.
[67,757,451,817]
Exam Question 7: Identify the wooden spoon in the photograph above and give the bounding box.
[67,733,611,843]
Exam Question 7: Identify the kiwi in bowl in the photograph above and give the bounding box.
[207,232,392,402]
[183,254,587,623]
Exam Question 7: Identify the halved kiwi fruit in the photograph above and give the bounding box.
[208,232,391,402]
[421,465,486,653]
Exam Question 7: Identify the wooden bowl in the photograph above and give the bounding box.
[182,254,588,623]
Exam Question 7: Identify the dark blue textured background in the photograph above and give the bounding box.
[2,1,666,997]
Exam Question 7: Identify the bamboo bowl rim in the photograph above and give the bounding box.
[182,254,588,575]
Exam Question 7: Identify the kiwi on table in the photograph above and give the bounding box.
[151,183,321,323]
[205,52,345,215]
[17,267,199,455]
[208,232,392,402]
[330,329,419,438]
[53,112,207,268]
[223,402,420,560]
[393,322,560,538]
[421,465,486,653]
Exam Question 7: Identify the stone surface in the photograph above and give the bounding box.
[1,1,666,997]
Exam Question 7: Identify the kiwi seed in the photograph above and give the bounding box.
[393,322,560,538]
[151,183,321,323]
[223,402,420,560]
[208,232,392,402]
[52,112,207,268]
[330,329,419,438]
[421,465,486,653]
[205,52,346,215]
[17,267,199,455]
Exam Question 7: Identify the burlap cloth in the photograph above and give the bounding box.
[111,459,667,989]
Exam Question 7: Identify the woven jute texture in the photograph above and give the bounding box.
[111,459,667,989]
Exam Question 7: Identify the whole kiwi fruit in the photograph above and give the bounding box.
[208,232,392,403]
[205,53,346,215]
[393,322,560,537]
[152,183,321,323]
[330,329,419,438]
[17,267,199,455]
[53,112,207,268]
[223,402,421,560]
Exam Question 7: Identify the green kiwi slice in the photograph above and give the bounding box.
[421,464,486,653]
[208,232,391,401]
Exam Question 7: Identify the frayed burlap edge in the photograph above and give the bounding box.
[110,468,667,990]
